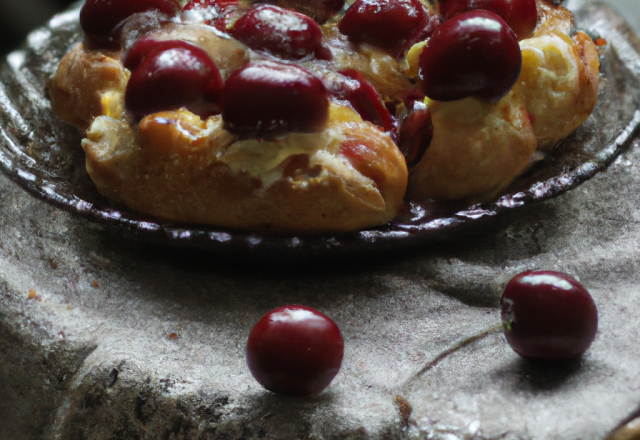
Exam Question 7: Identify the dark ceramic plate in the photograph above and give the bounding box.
[0,1,639,261]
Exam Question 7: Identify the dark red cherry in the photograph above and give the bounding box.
[222,61,329,138]
[397,100,432,166]
[248,0,344,23]
[183,0,238,14]
[501,271,598,360]
[397,12,441,57]
[230,5,324,60]
[80,0,180,44]
[439,0,538,39]
[246,305,344,396]
[119,10,174,51]
[182,0,238,32]
[332,69,394,132]
[125,43,224,119]
[339,0,433,54]
[418,10,522,102]
[122,38,186,71]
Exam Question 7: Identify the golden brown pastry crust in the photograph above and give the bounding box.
[49,43,128,130]
[407,88,537,201]
[518,30,600,150]
[405,0,600,201]
[82,106,408,233]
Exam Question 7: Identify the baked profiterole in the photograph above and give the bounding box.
[48,0,600,232]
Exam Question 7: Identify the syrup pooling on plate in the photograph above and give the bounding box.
[48,0,600,233]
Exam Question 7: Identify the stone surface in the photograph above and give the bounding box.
[2,1,640,439]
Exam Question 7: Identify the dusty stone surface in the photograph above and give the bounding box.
[2,139,640,439]
[2,1,640,439]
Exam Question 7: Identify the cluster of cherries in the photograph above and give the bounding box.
[79,0,538,142]
[246,270,598,397]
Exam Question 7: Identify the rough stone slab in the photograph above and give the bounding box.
[3,1,640,439]
[3,139,640,439]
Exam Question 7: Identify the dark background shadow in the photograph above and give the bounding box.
[0,0,76,56]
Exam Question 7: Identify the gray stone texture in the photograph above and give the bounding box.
[2,1,640,439]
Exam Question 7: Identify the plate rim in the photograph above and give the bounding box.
[0,1,638,260]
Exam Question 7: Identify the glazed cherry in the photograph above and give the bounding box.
[246,305,344,396]
[339,0,434,55]
[80,0,180,44]
[397,100,432,166]
[182,0,238,32]
[230,5,325,60]
[122,38,186,71]
[125,42,224,119]
[332,69,394,132]
[418,10,522,102]
[501,271,598,359]
[222,61,329,138]
[249,0,345,23]
[439,0,538,39]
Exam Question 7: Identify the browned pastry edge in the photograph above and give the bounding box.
[81,108,408,233]
[49,43,127,131]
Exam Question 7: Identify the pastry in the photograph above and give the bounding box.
[48,0,600,232]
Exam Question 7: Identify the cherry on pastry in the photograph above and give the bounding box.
[418,10,522,102]
[230,5,325,60]
[338,0,435,55]
[398,13,441,58]
[222,61,330,138]
[122,38,185,71]
[247,0,345,23]
[246,305,344,396]
[125,41,224,119]
[397,100,432,167]
[438,0,538,39]
[80,0,180,44]
[182,0,238,32]
[333,69,395,132]
[501,270,598,359]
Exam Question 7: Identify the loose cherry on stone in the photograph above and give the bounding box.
[333,69,395,132]
[125,41,224,119]
[222,61,329,138]
[418,10,522,102]
[80,0,180,45]
[338,0,434,55]
[438,0,538,39]
[246,305,344,396]
[230,5,326,61]
[501,271,598,360]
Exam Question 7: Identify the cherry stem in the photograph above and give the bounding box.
[404,322,503,386]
